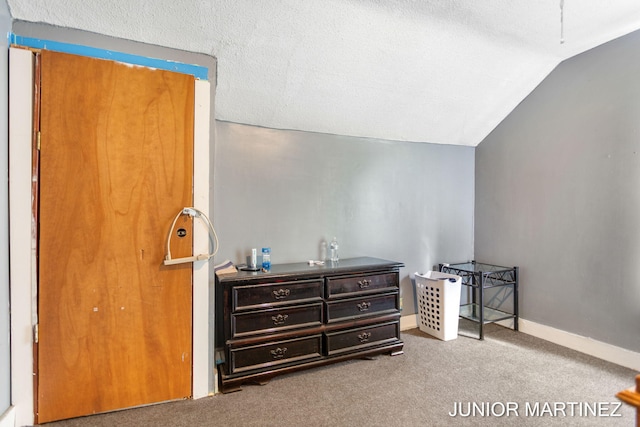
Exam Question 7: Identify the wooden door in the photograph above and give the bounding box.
[37,50,195,423]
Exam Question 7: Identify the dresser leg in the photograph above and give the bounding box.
[359,355,379,361]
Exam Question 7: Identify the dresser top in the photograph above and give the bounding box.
[216,256,404,283]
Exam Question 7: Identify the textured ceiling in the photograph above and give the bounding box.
[8,0,640,146]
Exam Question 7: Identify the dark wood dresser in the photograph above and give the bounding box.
[215,257,404,392]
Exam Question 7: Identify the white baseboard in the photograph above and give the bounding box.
[0,407,15,427]
[400,314,418,331]
[401,314,639,371]
[517,318,640,372]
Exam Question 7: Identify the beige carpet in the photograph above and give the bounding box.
[45,322,637,426]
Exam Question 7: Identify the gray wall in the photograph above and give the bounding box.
[0,0,11,414]
[476,30,640,352]
[214,122,475,314]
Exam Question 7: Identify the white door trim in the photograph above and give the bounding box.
[9,46,35,427]
[192,79,211,399]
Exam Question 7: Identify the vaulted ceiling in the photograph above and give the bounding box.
[8,1,640,146]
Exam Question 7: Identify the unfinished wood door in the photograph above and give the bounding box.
[37,50,195,423]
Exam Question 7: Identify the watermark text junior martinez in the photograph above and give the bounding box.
[448,401,623,418]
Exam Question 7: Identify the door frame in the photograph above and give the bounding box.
[9,44,211,426]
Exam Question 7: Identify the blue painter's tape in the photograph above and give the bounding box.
[10,33,208,80]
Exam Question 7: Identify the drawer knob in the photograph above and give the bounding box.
[272,288,291,299]
[357,301,371,312]
[271,314,289,325]
[270,347,287,359]
[358,279,371,289]
[358,332,372,343]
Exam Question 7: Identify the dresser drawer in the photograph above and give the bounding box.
[232,302,323,338]
[326,272,398,299]
[325,321,400,356]
[233,279,324,310]
[229,335,323,374]
[325,292,399,323]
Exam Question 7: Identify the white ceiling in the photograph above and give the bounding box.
[8,0,640,146]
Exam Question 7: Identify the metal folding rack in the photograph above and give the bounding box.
[439,261,518,340]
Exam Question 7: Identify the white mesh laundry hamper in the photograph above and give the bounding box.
[415,271,462,341]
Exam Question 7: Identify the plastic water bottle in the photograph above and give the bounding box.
[262,247,271,270]
[250,248,257,269]
[330,237,339,263]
